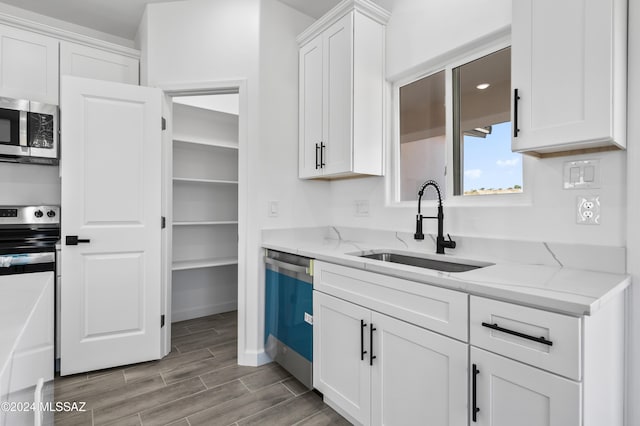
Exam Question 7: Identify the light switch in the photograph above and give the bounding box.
[563,159,600,189]
[268,201,279,217]
[584,165,595,182]
[570,167,580,184]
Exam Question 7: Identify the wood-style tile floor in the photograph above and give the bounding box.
[54,311,350,426]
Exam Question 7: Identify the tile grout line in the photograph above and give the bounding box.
[238,378,252,393]
[280,380,298,397]
[292,406,326,426]
[232,389,300,425]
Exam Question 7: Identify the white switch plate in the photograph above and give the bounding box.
[577,196,600,225]
[355,200,369,217]
[563,159,600,189]
[268,201,279,217]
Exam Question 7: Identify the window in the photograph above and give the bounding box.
[453,47,522,196]
[395,41,522,203]
[398,71,446,201]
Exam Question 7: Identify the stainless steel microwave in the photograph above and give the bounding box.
[0,97,58,165]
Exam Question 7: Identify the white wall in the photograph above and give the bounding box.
[626,1,639,424]
[385,0,511,79]
[329,0,627,248]
[0,164,60,205]
[140,0,326,365]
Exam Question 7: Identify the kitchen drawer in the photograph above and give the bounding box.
[470,296,581,380]
[314,261,468,341]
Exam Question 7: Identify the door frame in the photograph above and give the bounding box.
[156,80,248,356]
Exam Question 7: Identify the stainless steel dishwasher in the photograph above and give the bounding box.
[264,249,313,389]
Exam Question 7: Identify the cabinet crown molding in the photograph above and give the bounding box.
[0,11,140,59]
[296,0,390,46]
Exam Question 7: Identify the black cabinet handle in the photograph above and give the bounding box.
[472,364,480,422]
[369,323,377,366]
[320,142,325,168]
[360,320,367,361]
[513,88,520,138]
[65,235,90,245]
[315,143,320,169]
[482,322,553,346]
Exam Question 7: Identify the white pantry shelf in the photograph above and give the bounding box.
[173,221,238,226]
[173,177,238,185]
[173,136,239,150]
[172,257,239,271]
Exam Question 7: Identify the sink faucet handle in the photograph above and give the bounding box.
[445,233,457,249]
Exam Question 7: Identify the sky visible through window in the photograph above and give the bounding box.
[463,121,523,194]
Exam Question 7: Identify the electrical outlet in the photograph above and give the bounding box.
[577,196,600,225]
[355,200,369,217]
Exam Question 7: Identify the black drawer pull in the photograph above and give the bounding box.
[315,143,320,169]
[360,319,367,361]
[482,322,553,346]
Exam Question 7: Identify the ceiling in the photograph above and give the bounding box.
[0,0,395,41]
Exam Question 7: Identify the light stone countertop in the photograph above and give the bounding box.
[0,272,54,390]
[262,227,629,317]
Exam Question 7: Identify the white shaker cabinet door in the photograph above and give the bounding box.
[60,41,139,85]
[470,347,581,426]
[321,13,353,176]
[299,35,324,178]
[370,311,468,426]
[313,291,371,425]
[511,0,626,154]
[0,24,58,104]
[60,76,163,375]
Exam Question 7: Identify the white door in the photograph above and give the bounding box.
[471,347,581,426]
[60,76,163,375]
[313,291,371,425]
[322,13,353,176]
[371,311,468,426]
[299,35,324,178]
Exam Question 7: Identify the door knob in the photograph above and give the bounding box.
[65,236,91,245]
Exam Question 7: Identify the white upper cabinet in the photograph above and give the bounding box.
[298,0,389,179]
[60,41,139,85]
[511,0,627,156]
[0,24,59,104]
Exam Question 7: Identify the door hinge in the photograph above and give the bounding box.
[161,314,165,327]
[161,117,166,131]
[161,216,166,229]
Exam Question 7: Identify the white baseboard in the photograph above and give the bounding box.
[171,301,238,323]
[237,348,271,367]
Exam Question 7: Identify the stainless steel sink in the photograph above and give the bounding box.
[354,251,491,273]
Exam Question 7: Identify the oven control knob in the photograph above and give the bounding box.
[34,210,43,218]
[47,210,56,218]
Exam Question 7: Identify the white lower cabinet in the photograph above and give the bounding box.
[311,260,625,425]
[314,291,371,424]
[313,291,467,426]
[470,347,580,426]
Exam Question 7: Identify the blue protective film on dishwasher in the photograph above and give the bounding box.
[265,268,313,362]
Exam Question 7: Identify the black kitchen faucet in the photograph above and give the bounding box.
[414,180,456,254]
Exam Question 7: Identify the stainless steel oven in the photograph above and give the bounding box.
[0,97,58,165]
[0,206,60,275]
